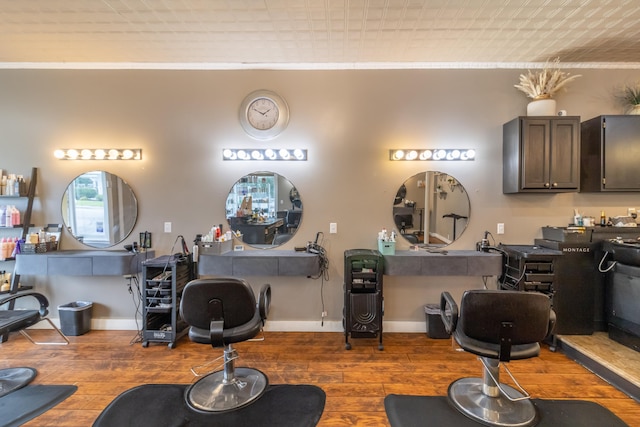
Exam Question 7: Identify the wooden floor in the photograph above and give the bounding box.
[1,329,639,427]
[559,332,640,400]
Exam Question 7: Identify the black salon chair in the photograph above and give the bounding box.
[272,232,292,245]
[0,291,69,397]
[440,290,555,427]
[180,277,271,413]
[285,210,302,233]
[394,214,413,234]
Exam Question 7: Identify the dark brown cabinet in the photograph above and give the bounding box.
[503,116,580,193]
[581,115,640,192]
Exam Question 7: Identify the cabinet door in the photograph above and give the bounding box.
[549,118,580,190]
[603,116,640,190]
[521,119,551,189]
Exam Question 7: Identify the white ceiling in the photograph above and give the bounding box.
[2,0,640,69]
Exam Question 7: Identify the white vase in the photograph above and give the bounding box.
[527,98,557,116]
[628,105,640,115]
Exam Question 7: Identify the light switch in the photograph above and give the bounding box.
[164,222,172,233]
[329,222,337,234]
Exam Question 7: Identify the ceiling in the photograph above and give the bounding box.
[2,0,640,69]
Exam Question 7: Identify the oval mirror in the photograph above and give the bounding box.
[61,171,138,248]
[225,172,302,248]
[392,171,470,246]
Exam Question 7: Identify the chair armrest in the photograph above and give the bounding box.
[258,284,271,321]
[440,292,458,335]
[547,308,557,337]
[0,291,50,317]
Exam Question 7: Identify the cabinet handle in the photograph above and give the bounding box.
[552,182,558,187]
[544,183,550,187]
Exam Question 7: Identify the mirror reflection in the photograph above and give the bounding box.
[393,171,470,246]
[62,171,138,248]
[225,172,302,248]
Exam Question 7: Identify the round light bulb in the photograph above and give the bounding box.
[279,149,290,159]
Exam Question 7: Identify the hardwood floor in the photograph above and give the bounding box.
[1,329,639,426]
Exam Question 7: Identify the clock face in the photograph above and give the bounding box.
[239,90,289,140]
[247,97,279,130]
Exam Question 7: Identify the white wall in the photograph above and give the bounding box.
[2,67,640,331]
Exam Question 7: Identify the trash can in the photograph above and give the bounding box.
[58,301,93,336]
[425,304,450,339]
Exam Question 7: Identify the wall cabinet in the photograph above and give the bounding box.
[503,116,580,193]
[580,115,640,192]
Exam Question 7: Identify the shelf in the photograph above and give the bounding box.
[382,250,502,276]
[15,250,154,276]
[198,250,321,277]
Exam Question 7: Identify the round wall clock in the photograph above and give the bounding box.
[239,90,289,140]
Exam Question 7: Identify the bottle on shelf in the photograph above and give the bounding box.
[600,210,607,227]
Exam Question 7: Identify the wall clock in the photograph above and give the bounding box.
[239,90,289,140]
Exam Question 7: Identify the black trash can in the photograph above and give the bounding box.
[425,304,450,339]
[58,301,93,336]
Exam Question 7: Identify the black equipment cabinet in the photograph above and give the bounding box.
[343,249,384,350]
[604,261,640,352]
[535,239,597,335]
[141,255,192,348]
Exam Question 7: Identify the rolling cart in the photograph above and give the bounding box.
[141,255,192,348]
[343,249,384,350]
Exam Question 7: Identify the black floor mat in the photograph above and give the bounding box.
[0,384,78,427]
[93,383,326,427]
[384,394,629,427]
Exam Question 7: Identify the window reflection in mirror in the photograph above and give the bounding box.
[393,171,469,246]
[225,171,302,248]
[61,171,138,248]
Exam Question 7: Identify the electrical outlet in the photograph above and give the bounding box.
[497,223,505,235]
[329,222,337,234]
[164,222,172,233]
[322,311,328,318]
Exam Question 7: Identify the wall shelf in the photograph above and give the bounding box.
[15,250,155,276]
[383,250,502,276]
[198,250,321,277]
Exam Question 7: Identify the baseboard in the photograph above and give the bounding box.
[33,318,427,333]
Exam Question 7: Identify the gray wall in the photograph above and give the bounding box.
[2,68,640,331]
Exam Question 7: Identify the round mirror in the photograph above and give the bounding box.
[392,171,470,246]
[61,171,138,248]
[225,172,302,248]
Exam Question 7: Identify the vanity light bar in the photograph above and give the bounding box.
[54,148,142,160]
[389,149,476,161]
[222,148,307,161]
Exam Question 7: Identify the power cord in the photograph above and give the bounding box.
[125,273,144,345]
[306,232,330,326]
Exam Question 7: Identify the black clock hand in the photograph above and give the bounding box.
[251,107,267,115]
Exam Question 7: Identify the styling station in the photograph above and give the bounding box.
[3,7,640,425]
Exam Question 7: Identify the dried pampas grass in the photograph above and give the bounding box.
[514,58,581,99]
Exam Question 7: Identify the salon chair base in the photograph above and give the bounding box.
[0,367,37,398]
[448,378,537,427]
[185,367,268,413]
